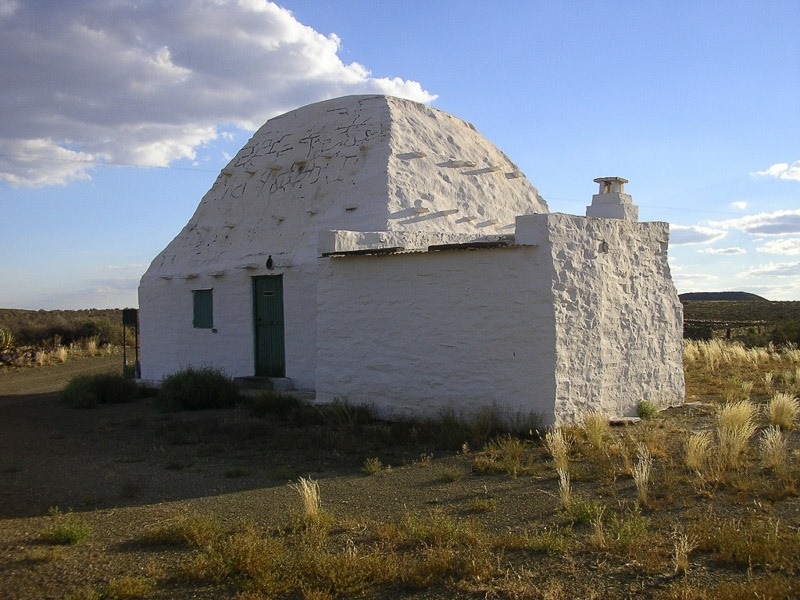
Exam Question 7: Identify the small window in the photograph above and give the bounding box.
[193,289,213,329]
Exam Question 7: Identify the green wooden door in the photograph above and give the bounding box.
[253,275,285,377]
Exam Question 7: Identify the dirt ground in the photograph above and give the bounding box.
[1,356,799,599]
[0,358,560,599]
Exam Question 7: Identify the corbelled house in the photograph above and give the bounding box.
[139,95,684,424]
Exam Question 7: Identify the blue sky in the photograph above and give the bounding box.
[1,0,798,309]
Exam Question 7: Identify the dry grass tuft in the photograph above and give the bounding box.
[766,392,799,430]
[141,513,223,548]
[544,427,570,472]
[589,505,607,549]
[672,530,698,577]
[686,431,712,475]
[472,435,534,478]
[104,575,154,599]
[581,410,609,450]
[759,426,788,476]
[632,443,653,506]
[290,476,321,519]
[54,346,69,363]
[81,336,99,356]
[763,371,774,390]
[715,400,758,471]
[556,467,571,508]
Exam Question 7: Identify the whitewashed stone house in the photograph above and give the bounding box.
[138,95,684,425]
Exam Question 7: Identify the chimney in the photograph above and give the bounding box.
[586,176,638,221]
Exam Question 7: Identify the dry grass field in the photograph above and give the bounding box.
[1,343,799,599]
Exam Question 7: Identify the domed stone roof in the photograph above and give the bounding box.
[144,95,548,276]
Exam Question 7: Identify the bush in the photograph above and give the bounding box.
[249,390,305,419]
[62,375,100,409]
[41,507,91,545]
[61,373,138,408]
[767,392,799,431]
[637,400,658,419]
[362,457,383,476]
[92,373,138,403]
[0,327,15,352]
[156,367,240,411]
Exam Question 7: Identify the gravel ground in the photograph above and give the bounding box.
[2,357,799,599]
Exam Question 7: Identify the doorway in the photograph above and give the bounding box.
[253,275,285,377]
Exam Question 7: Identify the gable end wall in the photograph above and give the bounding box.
[536,213,685,423]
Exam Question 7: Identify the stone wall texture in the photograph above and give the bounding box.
[315,214,684,425]
[138,94,684,424]
[537,214,685,422]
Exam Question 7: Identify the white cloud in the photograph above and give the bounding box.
[671,272,720,294]
[102,263,147,272]
[739,261,800,278]
[710,209,800,236]
[87,277,141,293]
[730,201,747,210]
[743,282,800,301]
[673,273,719,282]
[753,160,800,182]
[755,238,800,256]
[0,1,436,187]
[0,0,18,18]
[669,224,727,245]
[697,247,746,255]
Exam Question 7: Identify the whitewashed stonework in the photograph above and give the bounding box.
[139,94,684,424]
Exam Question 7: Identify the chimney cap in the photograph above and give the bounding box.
[593,176,628,184]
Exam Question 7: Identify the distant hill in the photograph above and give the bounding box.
[679,291,768,302]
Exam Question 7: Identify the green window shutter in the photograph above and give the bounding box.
[193,289,213,328]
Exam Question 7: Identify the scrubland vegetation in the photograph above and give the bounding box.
[682,299,800,346]
[2,326,800,597]
[0,308,127,369]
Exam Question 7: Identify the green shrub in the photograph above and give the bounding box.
[41,507,91,545]
[141,512,224,547]
[61,375,100,409]
[637,400,658,419]
[92,373,138,403]
[0,327,15,351]
[104,575,154,599]
[467,496,496,513]
[249,390,305,419]
[439,467,464,483]
[61,373,138,408]
[472,435,535,477]
[156,367,240,411]
[558,496,605,526]
[362,457,383,476]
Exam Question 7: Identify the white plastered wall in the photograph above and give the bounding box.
[315,213,684,425]
[315,242,559,424]
[138,271,255,380]
[138,263,318,389]
[529,213,685,423]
